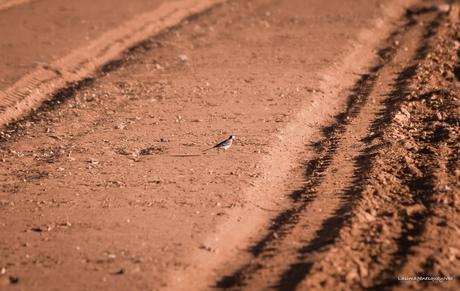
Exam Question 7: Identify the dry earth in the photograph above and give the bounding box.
[0,0,459,290]
[0,0,173,91]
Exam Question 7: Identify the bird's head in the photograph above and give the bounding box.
[229,135,236,140]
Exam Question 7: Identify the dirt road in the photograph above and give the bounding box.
[0,0,459,290]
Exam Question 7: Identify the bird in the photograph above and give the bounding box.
[203,135,235,153]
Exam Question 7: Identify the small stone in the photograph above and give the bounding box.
[435,4,450,12]
[442,185,452,192]
[400,107,411,118]
[448,247,459,261]
[178,54,188,62]
[199,245,214,252]
[359,210,375,222]
[60,221,72,227]
[260,20,270,28]
[346,268,359,282]
[394,112,409,125]
[405,204,426,216]
[354,259,368,278]
[87,158,99,165]
[436,112,443,120]
[115,123,126,130]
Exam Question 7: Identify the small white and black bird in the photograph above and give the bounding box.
[203,135,235,152]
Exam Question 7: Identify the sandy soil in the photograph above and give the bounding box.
[0,0,172,91]
[0,0,458,290]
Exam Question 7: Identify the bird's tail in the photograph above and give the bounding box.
[202,146,215,152]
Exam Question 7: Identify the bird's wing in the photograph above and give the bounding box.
[213,139,228,147]
[202,138,228,152]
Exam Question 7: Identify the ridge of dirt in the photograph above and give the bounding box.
[299,6,460,291]
[0,0,186,91]
[0,0,224,127]
[0,0,35,11]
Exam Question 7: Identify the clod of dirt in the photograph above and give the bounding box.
[30,227,44,232]
[86,158,99,165]
[58,221,72,228]
[111,268,125,275]
[114,123,127,130]
[30,225,52,232]
[107,180,125,188]
[139,146,164,155]
[199,245,215,252]
[404,204,426,216]
[9,276,19,284]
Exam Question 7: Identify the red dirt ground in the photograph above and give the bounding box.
[0,0,458,290]
[0,0,171,91]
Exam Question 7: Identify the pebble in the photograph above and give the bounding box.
[359,210,375,222]
[442,185,452,192]
[198,245,216,252]
[436,4,450,13]
[405,204,426,216]
[448,247,459,261]
[115,123,126,130]
[394,112,409,125]
[345,268,359,282]
[178,54,188,62]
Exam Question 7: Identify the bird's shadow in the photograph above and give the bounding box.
[169,154,203,157]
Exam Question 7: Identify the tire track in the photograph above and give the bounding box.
[214,5,436,290]
[297,7,458,291]
[215,70,381,291]
[367,17,446,289]
[383,19,460,290]
[0,0,226,127]
[358,13,457,290]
